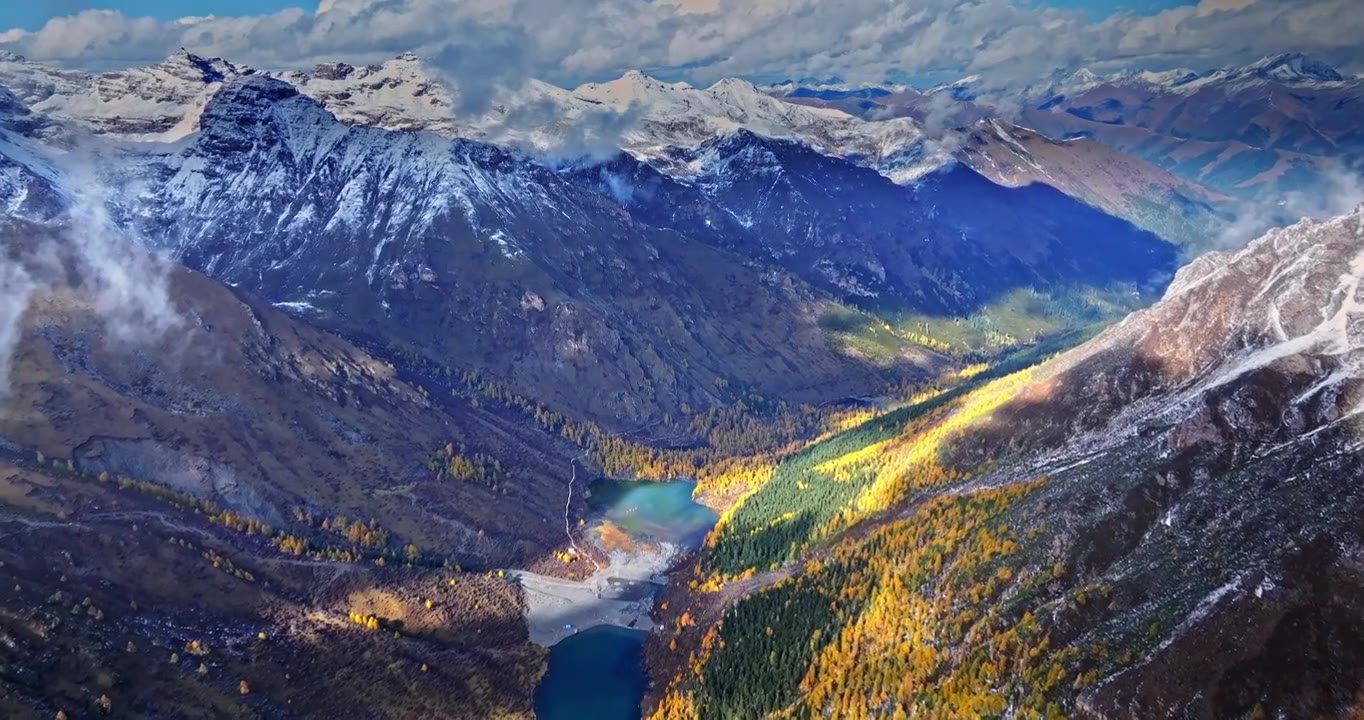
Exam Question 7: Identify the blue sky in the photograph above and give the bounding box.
[1,0,1199,31]
[1,1,299,31]
[1024,0,1193,15]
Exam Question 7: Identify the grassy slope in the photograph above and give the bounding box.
[821,285,1144,363]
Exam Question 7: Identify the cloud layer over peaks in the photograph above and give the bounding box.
[1,0,1360,98]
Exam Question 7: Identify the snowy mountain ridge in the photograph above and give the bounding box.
[1053,202,1364,434]
[1051,52,1358,97]
[920,53,1360,104]
[570,71,935,179]
[0,50,946,184]
[0,49,245,142]
[573,71,939,180]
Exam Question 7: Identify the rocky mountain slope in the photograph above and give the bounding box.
[0,445,545,720]
[0,211,593,716]
[965,204,1364,718]
[648,205,1364,719]
[775,90,1230,249]
[953,121,1230,250]
[275,51,1228,217]
[777,53,1363,227]
[589,128,1178,312]
[272,55,936,179]
[0,48,1246,254]
[0,49,1194,427]
[0,49,243,141]
[570,72,935,181]
[0,216,582,567]
[92,74,902,428]
[1034,53,1359,148]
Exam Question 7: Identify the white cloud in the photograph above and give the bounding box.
[1213,164,1364,249]
[660,0,720,15]
[1197,0,1256,16]
[0,0,1358,94]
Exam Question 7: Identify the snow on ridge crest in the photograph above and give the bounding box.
[0,50,938,187]
[0,49,244,142]
[1166,206,1364,301]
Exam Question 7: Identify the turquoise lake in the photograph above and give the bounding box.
[588,478,719,548]
[534,480,718,719]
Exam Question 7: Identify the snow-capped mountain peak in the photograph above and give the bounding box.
[706,77,759,93]
[568,69,924,160]
[1238,53,1346,84]
[0,50,942,195]
[0,48,243,141]
[270,60,937,181]
[271,51,460,135]
[572,70,697,109]
[1069,68,1101,86]
[158,48,242,83]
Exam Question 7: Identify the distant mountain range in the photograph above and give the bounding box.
[0,48,1230,245]
[776,53,1364,205]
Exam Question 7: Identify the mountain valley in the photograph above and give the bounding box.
[0,25,1359,720]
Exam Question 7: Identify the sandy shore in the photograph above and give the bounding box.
[512,542,679,646]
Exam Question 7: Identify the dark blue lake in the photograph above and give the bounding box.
[533,625,649,720]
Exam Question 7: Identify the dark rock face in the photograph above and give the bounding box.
[0,119,63,220]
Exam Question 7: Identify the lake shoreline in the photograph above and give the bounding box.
[516,478,717,647]
[527,479,718,719]
[513,542,680,647]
